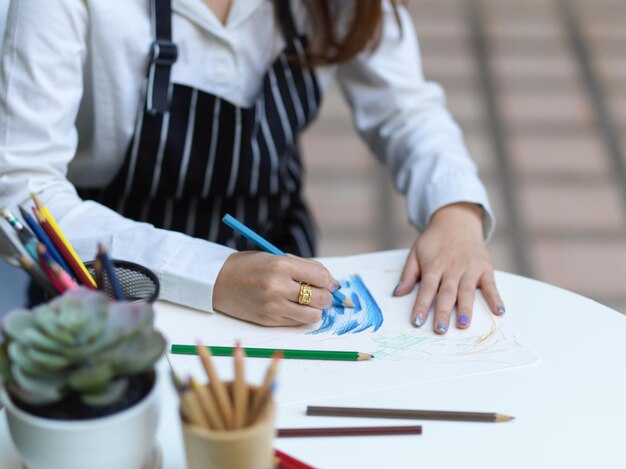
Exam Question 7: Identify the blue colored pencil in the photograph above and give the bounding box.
[97,244,125,301]
[222,214,353,308]
[19,206,73,275]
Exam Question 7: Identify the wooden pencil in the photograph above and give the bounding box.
[31,193,97,287]
[18,255,57,296]
[98,244,125,300]
[33,208,96,289]
[190,378,225,431]
[171,344,373,361]
[276,426,423,437]
[195,343,235,429]
[233,341,248,429]
[248,350,281,425]
[274,449,316,469]
[306,406,515,423]
[181,389,210,428]
[1,208,38,261]
[19,206,72,275]
[36,244,65,293]
[50,263,79,291]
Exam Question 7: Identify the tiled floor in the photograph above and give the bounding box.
[301,0,626,314]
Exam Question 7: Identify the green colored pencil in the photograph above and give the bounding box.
[171,345,373,361]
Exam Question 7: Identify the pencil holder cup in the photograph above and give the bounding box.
[181,383,276,469]
[84,259,160,304]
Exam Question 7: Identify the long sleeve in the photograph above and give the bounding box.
[336,3,495,240]
[0,0,234,311]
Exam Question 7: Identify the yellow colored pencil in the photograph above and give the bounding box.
[31,193,96,287]
[233,341,249,429]
[195,343,235,429]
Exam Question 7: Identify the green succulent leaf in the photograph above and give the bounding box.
[7,342,50,377]
[115,333,166,375]
[68,363,114,393]
[34,308,75,345]
[81,378,128,406]
[6,381,64,405]
[23,346,70,371]
[11,364,65,394]
[22,328,65,353]
[2,309,35,342]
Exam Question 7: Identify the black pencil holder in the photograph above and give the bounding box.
[84,260,160,304]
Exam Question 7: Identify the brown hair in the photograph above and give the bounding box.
[299,1,403,66]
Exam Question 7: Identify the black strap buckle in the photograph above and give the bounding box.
[150,39,178,66]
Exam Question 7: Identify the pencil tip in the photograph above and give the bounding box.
[343,298,355,308]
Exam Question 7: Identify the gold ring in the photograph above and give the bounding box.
[298,282,313,306]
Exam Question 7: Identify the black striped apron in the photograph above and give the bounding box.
[78,0,321,257]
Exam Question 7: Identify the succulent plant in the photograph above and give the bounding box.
[0,288,166,407]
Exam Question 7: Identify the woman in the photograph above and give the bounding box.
[0,0,503,333]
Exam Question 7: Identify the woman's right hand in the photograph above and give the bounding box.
[212,251,339,326]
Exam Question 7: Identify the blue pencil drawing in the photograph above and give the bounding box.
[308,274,383,335]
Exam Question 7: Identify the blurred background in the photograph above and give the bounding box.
[1,0,626,315]
[302,0,626,315]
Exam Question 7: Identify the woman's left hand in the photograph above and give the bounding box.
[393,202,505,333]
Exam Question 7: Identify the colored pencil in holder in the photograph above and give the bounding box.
[97,244,125,301]
[17,255,58,297]
[20,206,72,275]
[36,244,65,293]
[248,350,281,425]
[233,341,249,429]
[221,214,354,308]
[31,193,97,287]
[1,208,38,261]
[195,342,235,429]
[33,208,95,289]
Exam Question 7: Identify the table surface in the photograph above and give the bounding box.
[2,271,626,469]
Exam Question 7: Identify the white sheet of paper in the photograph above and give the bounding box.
[156,250,539,404]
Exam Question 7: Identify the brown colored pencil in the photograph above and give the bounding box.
[248,350,281,425]
[195,343,235,429]
[190,378,225,431]
[277,426,423,437]
[306,406,514,423]
[33,208,95,288]
[233,341,249,429]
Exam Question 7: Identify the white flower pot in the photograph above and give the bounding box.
[0,371,160,469]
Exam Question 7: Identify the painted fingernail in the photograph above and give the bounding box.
[329,280,340,292]
[413,315,424,327]
[436,322,447,333]
[458,314,469,326]
[393,283,401,296]
[497,305,506,314]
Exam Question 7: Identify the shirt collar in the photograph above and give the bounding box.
[173,0,267,37]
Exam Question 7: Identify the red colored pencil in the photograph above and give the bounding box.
[276,426,423,438]
[33,208,95,289]
[274,449,315,469]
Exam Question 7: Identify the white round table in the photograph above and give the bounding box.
[2,272,625,468]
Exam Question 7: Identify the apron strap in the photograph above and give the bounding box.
[276,0,298,43]
[146,0,178,114]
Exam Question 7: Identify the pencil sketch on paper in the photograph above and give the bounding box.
[308,274,383,336]
[369,297,523,366]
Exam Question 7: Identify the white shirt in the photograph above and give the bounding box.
[0,0,494,312]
